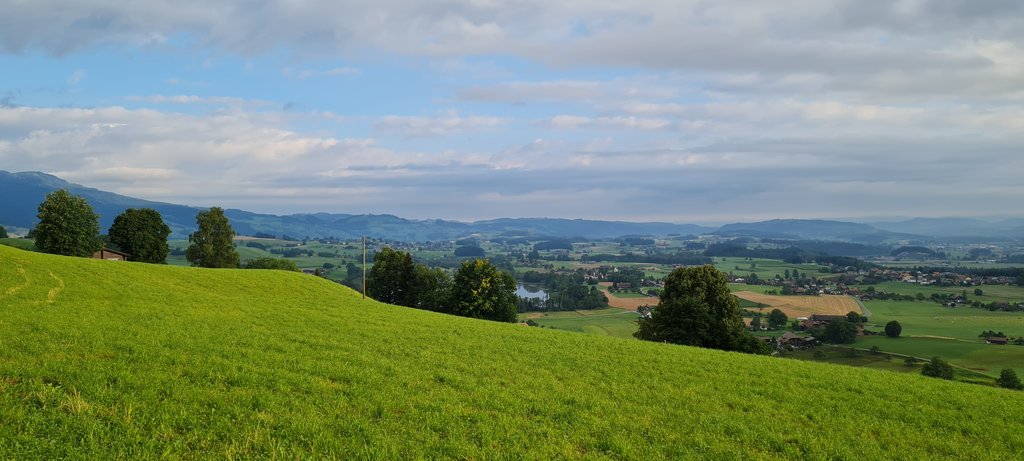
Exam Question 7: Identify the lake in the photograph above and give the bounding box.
[516,283,549,300]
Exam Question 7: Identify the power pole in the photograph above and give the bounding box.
[362,236,367,299]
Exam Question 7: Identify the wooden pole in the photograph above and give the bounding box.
[362,236,366,299]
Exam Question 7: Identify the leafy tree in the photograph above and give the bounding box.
[367,247,416,306]
[185,207,239,268]
[448,259,517,322]
[108,208,171,263]
[454,246,485,257]
[846,311,865,324]
[750,315,761,330]
[0,225,7,238]
[767,309,788,330]
[821,319,857,344]
[635,265,768,354]
[411,264,451,312]
[974,288,983,297]
[884,320,902,338]
[997,369,1023,390]
[33,189,102,257]
[921,357,954,380]
[243,257,299,271]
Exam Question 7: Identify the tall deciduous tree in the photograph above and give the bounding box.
[997,368,1023,390]
[34,189,102,257]
[0,225,7,238]
[448,259,517,322]
[767,309,788,330]
[108,208,171,263]
[635,265,769,354]
[884,320,902,338]
[185,207,239,268]
[367,247,416,306]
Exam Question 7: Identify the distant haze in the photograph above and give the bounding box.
[2,1,1023,222]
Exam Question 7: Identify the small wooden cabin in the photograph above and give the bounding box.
[92,248,129,261]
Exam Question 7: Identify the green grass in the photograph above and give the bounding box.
[3,245,1024,459]
[521,309,640,338]
[783,346,996,384]
[0,238,35,251]
[712,257,826,280]
[868,281,1024,305]
[854,299,1024,376]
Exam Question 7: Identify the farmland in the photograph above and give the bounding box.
[732,291,862,318]
[3,245,1024,458]
[521,309,640,338]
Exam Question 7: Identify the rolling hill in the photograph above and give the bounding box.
[1,245,1022,459]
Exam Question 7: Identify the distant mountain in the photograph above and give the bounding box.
[869,218,1024,239]
[0,171,711,241]
[713,219,909,243]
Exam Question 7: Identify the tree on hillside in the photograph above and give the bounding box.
[108,208,172,263]
[33,189,102,257]
[411,264,452,312]
[448,259,518,322]
[0,225,7,238]
[921,357,954,380]
[367,247,416,306]
[846,311,866,324]
[244,257,299,272]
[821,319,857,344]
[997,369,1023,390]
[635,265,769,354]
[185,207,239,268]
[884,320,902,338]
[767,309,788,330]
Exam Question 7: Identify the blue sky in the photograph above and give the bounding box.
[2,1,1023,223]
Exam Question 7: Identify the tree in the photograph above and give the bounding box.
[974,288,983,297]
[997,369,1023,390]
[367,247,416,306]
[921,357,954,380]
[0,225,7,238]
[884,320,902,338]
[767,309,788,330]
[411,264,451,312]
[635,265,768,354]
[33,189,102,257]
[185,207,239,268]
[108,208,171,263]
[448,259,518,322]
[750,315,761,330]
[846,311,864,324]
[821,319,857,344]
[243,257,299,271]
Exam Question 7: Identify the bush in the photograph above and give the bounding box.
[921,357,954,380]
[997,369,1023,390]
[244,257,299,272]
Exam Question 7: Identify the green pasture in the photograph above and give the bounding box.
[0,238,35,251]
[867,281,1024,305]
[4,245,1023,458]
[712,257,826,279]
[784,346,997,384]
[860,299,1024,340]
[522,309,640,338]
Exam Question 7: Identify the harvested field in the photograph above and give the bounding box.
[599,282,659,311]
[733,291,863,318]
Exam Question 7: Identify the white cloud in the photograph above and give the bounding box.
[374,110,504,137]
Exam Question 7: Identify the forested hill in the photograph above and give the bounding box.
[1,244,1023,458]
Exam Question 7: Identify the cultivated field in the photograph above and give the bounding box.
[4,245,1024,459]
[733,291,863,317]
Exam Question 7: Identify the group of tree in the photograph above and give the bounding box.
[635,265,769,354]
[367,247,517,322]
[31,189,171,263]
[517,271,608,312]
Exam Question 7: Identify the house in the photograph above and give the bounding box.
[92,248,129,261]
[985,337,1009,345]
[799,314,847,330]
[778,331,815,348]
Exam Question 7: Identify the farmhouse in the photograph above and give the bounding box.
[778,332,815,348]
[799,314,847,330]
[985,336,1009,345]
[92,248,129,261]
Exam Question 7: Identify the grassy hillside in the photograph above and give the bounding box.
[1,245,1023,459]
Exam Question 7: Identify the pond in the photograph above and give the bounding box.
[516,283,550,300]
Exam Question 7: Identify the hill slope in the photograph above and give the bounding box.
[1,245,1022,459]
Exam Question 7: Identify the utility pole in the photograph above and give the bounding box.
[362,236,367,299]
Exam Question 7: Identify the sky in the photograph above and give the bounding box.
[1,0,1023,224]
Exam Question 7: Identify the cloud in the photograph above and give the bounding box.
[67,69,87,85]
[283,66,360,80]
[374,110,504,137]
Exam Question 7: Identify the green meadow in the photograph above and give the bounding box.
[2,245,1024,459]
[521,309,640,338]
